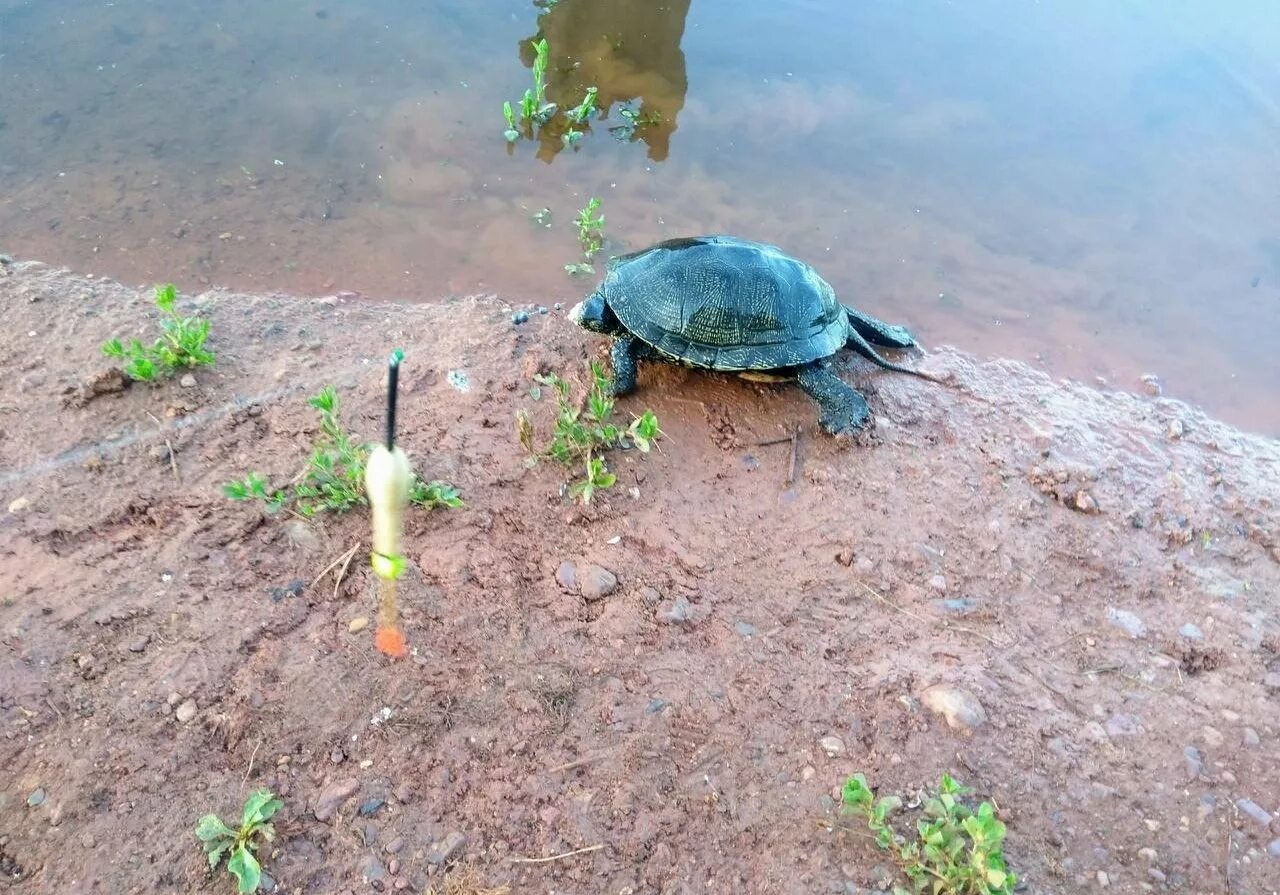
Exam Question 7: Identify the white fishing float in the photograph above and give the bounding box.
[365,349,412,658]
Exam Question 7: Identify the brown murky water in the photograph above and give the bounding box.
[3,0,1279,433]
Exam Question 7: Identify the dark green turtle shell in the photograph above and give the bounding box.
[600,235,848,370]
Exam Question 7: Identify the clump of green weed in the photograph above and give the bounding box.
[516,361,662,503]
[561,85,599,147]
[840,773,1016,895]
[563,197,606,277]
[504,37,555,142]
[224,386,463,517]
[195,788,282,893]
[609,101,663,141]
[102,283,214,381]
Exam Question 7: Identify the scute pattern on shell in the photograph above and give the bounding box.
[602,235,848,371]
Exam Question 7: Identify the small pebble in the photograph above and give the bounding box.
[384,836,404,855]
[1183,746,1203,780]
[927,574,947,593]
[1179,623,1203,639]
[179,373,197,388]
[920,684,986,733]
[554,302,563,310]
[1237,799,1273,827]
[511,311,529,325]
[1167,419,1184,439]
[734,620,759,637]
[175,699,198,723]
[579,564,617,601]
[537,306,548,315]
[1243,728,1260,746]
[801,765,816,781]
[1106,607,1146,638]
[554,561,577,591]
[348,617,369,633]
[427,831,468,864]
[1268,839,1280,858]
[1097,870,1110,887]
[359,797,385,817]
[1202,725,1224,748]
[819,735,845,757]
[27,788,45,807]
[330,747,345,764]
[8,496,31,514]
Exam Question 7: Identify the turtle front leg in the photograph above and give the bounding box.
[609,335,640,396]
[845,307,916,349]
[795,362,871,435]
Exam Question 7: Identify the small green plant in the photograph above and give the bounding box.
[196,788,282,893]
[519,38,555,125]
[503,101,520,143]
[575,197,606,259]
[102,283,215,381]
[224,387,462,517]
[566,86,599,125]
[840,773,1016,895]
[517,361,663,503]
[609,101,663,141]
[570,455,616,503]
[564,261,594,277]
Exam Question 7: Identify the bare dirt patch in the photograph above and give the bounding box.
[1,261,1278,893]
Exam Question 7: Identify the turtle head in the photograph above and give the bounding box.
[568,290,613,334]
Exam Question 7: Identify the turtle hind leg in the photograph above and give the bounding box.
[609,335,640,396]
[795,363,871,435]
[845,306,916,349]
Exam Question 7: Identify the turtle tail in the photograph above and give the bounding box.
[845,323,945,383]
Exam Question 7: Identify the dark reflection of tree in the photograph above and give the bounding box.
[519,0,690,163]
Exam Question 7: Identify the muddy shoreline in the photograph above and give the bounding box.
[1,260,1278,894]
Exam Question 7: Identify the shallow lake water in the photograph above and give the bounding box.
[2,0,1278,433]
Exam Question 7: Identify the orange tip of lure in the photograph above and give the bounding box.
[375,627,407,658]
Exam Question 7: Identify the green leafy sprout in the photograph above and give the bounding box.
[575,196,606,259]
[195,788,282,893]
[511,37,555,133]
[223,386,463,517]
[516,361,663,503]
[102,283,215,381]
[840,773,1017,895]
[609,101,663,141]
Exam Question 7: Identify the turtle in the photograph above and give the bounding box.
[568,235,939,435]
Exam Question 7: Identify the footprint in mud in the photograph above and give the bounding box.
[704,402,737,450]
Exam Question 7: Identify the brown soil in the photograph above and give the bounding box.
[1,259,1278,894]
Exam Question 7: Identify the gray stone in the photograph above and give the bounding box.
[660,596,691,624]
[554,561,577,591]
[579,564,618,601]
[361,855,387,884]
[639,586,662,606]
[820,735,845,757]
[1183,746,1203,780]
[1106,607,1146,638]
[1104,713,1141,738]
[384,836,404,855]
[26,788,45,807]
[314,778,360,822]
[126,635,150,653]
[1243,728,1260,747]
[175,699,198,723]
[1268,839,1280,859]
[920,684,986,733]
[1236,799,1273,827]
[179,373,197,388]
[734,621,759,637]
[359,797,385,817]
[1264,671,1280,692]
[927,574,947,593]
[1178,623,1203,639]
[426,831,468,865]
